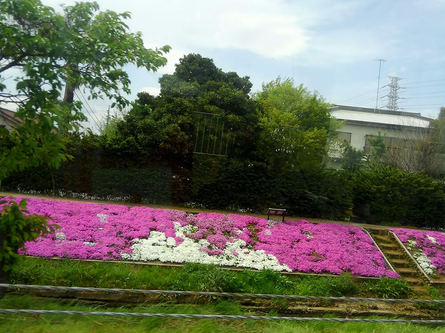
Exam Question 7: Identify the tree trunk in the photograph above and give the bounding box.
[63,62,79,104]
[63,80,77,104]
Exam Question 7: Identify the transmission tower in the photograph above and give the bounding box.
[382,76,403,111]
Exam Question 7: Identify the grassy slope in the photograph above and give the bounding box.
[9,257,414,298]
[1,294,444,333]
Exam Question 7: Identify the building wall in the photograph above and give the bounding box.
[338,122,426,151]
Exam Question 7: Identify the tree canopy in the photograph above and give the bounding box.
[109,54,259,163]
[254,77,332,171]
[0,0,169,181]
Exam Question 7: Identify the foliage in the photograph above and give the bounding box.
[364,277,412,299]
[340,143,365,172]
[254,77,332,171]
[191,156,352,219]
[0,199,57,272]
[0,0,169,183]
[353,164,445,227]
[91,167,173,203]
[111,54,259,163]
[10,258,384,298]
[0,0,169,108]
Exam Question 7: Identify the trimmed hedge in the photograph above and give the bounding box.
[3,140,444,228]
[191,156,352,219]
[91,167,173,204]
[353,164,445,228]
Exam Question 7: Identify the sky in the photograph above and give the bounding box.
[6,0,445,130]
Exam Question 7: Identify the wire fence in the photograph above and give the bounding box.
[0,308,444,324]
[1,283,444,304]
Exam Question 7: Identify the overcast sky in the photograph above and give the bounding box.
[20,0,445,128]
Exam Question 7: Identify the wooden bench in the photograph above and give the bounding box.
[267,208,286,222]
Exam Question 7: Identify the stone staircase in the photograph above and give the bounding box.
[366,228,429,295]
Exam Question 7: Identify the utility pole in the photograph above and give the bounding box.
[106,107,110,128]
[374,59,386,112]
[382,76,403,111]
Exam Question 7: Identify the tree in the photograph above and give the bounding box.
[0,0,169,181]
[112,54,259,162]
[254,77,332,171]
[0,0,170,108]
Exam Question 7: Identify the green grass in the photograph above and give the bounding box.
[9,257,413,298]
[1,294,444,333]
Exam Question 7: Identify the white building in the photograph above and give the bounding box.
[330,105,432,152]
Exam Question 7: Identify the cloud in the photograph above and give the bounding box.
[139,86,161,96]
[42,0,336,59]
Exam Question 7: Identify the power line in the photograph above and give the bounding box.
[74,90,101,130]
[74,93,101,130]
[400,103,444,107]
[403,78,445,85]
[77,90,102,126]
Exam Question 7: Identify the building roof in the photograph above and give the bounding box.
[330,105,432,129]
[0,107,22,126]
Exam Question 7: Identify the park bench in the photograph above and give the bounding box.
[267,208,286,222]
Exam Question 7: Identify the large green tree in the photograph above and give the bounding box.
[254,77,332,171]
[110,54,259,163]
[0,0,169,181]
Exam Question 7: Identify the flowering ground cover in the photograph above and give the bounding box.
[1,197,398,278]
[390,227,445,276]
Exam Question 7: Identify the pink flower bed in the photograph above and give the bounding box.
[1,197,398,278]
[390,227,445,274]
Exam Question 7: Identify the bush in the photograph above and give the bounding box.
[365,277,412,298]
[191,156,352,219]
[353,164,445,228]
[293,273,357,297]
[91,167,173,204]
[0,199,57,278]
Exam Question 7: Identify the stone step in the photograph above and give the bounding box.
[403,276,424,285]
[411,285,429,295]
[397,267,419,276]
[373,234,392,242]
[379,243,399,250]
[384,250,406,259]
[390,258,412,267]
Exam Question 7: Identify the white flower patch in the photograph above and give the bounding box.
[97,213,108,223]
[303,231,313,239]
[427,235,438,245]
[121,222,292,272]
[56,232,66,240]
[406,240,437,276]
[83,241,96,247]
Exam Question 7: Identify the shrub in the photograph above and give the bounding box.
[353,164,445,228]
[91,167,173,204]
[0,199,57,279]
[365,277,412,298]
